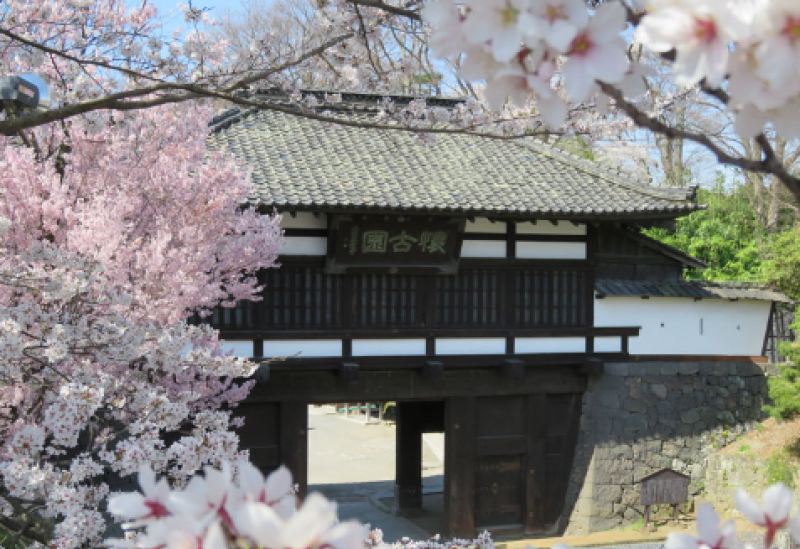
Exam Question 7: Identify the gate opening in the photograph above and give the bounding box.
[307,401,445,542]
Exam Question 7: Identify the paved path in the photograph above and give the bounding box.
[307,405,444,543]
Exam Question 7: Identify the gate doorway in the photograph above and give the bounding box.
[307,401,446,542]
[237,367,585,539]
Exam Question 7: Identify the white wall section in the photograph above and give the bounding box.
[280,236,328,255]
[262,340,342,358]
[465,218,507,233]
[461,240,506,258]
[220,340,254,358]
[352,339,427,356]
[279,212,328,229]
[594,297,772,356]
[594,337,622,353]
[515,337,586,354]
[517,221,587,235]
[436,338,506,355]
[516,241,587,260]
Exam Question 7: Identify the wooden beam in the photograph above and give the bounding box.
[339,362,359,381]
[422,360,444,379]
[503,358,525,378]
[248,368,586,403]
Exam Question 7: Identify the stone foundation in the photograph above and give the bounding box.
[562,361,769,535]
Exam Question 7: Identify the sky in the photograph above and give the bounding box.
[142,0,253,35]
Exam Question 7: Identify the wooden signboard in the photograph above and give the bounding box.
[326,215,465,275]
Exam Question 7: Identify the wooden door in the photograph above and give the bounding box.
[445,393,582,538]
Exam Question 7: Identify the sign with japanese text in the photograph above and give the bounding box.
[326,215,465,274]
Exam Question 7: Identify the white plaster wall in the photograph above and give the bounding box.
[465,218,507,233]
[516,241,587,260]
[436,338,506,355]
[280,236,328,255]
[352,339,427,356]
[220,340,254,358]
[517,221,587,235]
[594,297,772,356]
[279,212,328,229]
[461,240,506,258]
[516,337,586,353]
[594,336,622,353]
[262,340,342,358]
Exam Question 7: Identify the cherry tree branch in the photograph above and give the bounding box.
[599,83,800,203]
[344,0,421,20]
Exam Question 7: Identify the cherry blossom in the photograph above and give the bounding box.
[560,2,628,102]
[736,483,793,547]
[666,504,738,549]
[109,463,367,549]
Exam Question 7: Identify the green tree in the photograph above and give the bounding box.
[645,183,768,282]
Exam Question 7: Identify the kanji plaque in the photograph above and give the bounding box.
[326,215,465,274]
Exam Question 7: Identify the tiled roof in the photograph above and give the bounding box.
[209,96,699,219]
[595,279,791,303]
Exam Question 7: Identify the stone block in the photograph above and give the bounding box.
[660,363,679,375]
[623,399,648,413]
[651,383,669,399]
[678,362,700,375]
[678,394,697,410]
[663,441,681,458]
[597,392,620,409]
[606,363,629,376]
[681,408,701,424]
[594,484,623,503]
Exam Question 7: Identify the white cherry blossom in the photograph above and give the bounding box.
[636,0,746,88]
[736,483,793,546]
[522,0,588,53]
[462,0,531,62]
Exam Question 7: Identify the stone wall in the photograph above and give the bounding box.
[703,454,770,515]
[562,361,769,535]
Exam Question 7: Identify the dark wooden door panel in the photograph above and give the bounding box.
[235,402,280,472]
[475,454,525,527]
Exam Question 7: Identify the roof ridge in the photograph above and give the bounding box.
[518,139,695,203]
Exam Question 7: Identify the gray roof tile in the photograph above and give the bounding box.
[595,279,791,303]
[209,100,699,219]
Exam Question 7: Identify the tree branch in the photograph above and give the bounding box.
[344,0,421,20]
[599,82,800,203]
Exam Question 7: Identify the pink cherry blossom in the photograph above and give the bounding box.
[561,1,629,101]
[636,0,746,88]
[108,466,171,526]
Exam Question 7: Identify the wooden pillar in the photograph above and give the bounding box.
[445,396,476,538]
[395,402,423,513]
[279,402,308,500]
[526,394,547,534]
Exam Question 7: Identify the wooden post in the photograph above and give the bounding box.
[525,394,547,534]
[395,402,423,514]
[279,402,308,500]
[445,396,476,538]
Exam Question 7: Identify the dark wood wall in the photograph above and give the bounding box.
[199,257,591,336]
[595,226,685,282]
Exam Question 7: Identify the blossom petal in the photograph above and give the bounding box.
[762,483,793,524]
[736,488,766,525]
[265,465,293,503]
[666,532,700,549]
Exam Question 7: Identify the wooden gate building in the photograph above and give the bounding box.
[197,91,787,537]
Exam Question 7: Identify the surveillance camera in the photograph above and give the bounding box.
[0,75,49,111]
